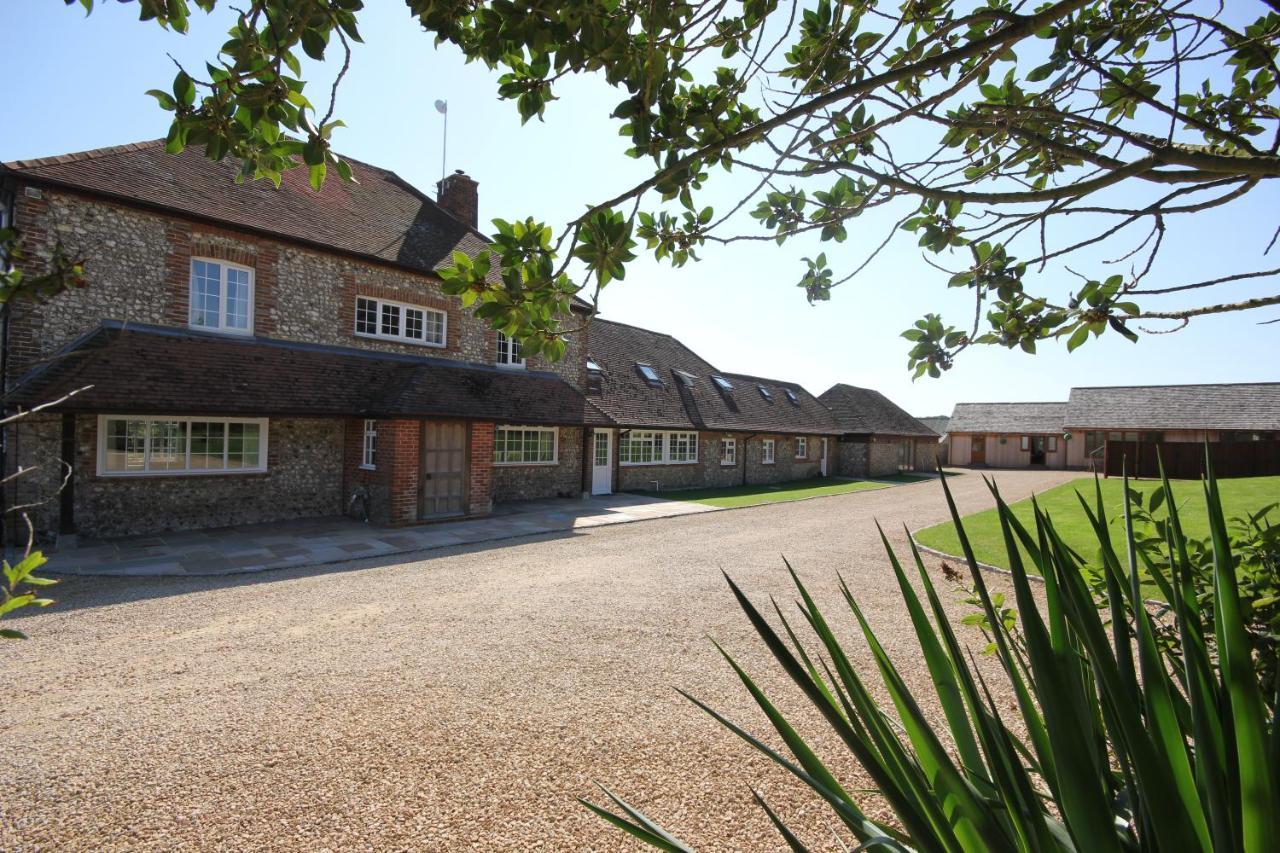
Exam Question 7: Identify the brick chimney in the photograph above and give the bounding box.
[436,170,478,228]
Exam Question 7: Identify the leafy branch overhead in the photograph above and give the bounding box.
[76,0,1280,375]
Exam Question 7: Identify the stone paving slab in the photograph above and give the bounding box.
[40,492,717,578]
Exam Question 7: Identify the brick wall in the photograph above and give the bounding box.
[491,426,583,502]
[71,416,344,538]
[382,420,422,526]
[467,422,493,516]
[6,186,587,389]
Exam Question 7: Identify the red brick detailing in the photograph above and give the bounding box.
[384,420,422,525]
[338,272,463,354]
[6,188,52,376]
[164,225,279,334]
[163,220,193,326]
[467,422,494,516]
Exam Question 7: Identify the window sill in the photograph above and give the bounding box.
[358,464,376,471]
[188,323,254,337]
[495,362,527,370]
[620,460,699,467]
[355,331,446,349]
[493,460,559,467]
[96,468,268,479]
[720,461,737,467]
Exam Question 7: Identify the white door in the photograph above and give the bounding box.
[820,438,829,476]
[591,429,613,495]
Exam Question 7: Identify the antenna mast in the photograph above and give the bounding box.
[434,99,449,195]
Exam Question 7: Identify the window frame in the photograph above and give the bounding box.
[189,257,255,335]
[796,436,808,459]
[720,437,737,467]
[353,295,447,348]
[762,438,776,465]
[97,415,269,477]
[1020,435,1031,451]
[496,331,526,369]
[493,425,558,466]
[618,430,699,466]
[361,419,377,469]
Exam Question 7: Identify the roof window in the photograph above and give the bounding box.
[636,363,663,387]
[785,389,800,405]
[711,375,733,392]
[758,385,773,401]
[587,358,602,373]
[676,370,698,387]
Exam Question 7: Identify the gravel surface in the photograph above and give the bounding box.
[1,469,1084,852]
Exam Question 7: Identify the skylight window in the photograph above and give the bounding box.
[785,389,800,405]
[758,385,773,401]
[676,370,697,387]
[636,362,663,387]
[711,375,733,392]
[587,358,602,372]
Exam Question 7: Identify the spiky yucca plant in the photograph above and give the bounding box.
[585,462,1280,851]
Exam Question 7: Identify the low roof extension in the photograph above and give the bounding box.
[5,321,610,426]
[947,402,1068,435]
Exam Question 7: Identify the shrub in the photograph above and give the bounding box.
[585,463,1280,851]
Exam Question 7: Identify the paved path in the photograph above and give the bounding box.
[2,468,1085,852]
[42,493,715,577]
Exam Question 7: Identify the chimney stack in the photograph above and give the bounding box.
[437,170,478,228]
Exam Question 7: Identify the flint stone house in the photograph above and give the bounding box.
[947,402,1069,469]
[818,384,940,476]
[916,416,951,466]
[584,319,839,492]
[1,141,602,539]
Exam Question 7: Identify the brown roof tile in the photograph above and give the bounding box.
[6,322,609,426]
[819,384,938,437]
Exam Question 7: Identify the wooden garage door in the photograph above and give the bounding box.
[421,421,467,518]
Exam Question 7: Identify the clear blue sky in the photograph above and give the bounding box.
[4,1,1276,416]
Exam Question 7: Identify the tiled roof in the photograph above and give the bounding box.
[1,140,489,280]
[1066,383,1280,430]
[947,402,1067,434]
[818,384,938,437]
[5,321,609,426]
[917,416,951,437]
[587,319,837,435]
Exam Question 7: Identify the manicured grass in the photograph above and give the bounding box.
[914,474,1280,571]
[636,477,889,508]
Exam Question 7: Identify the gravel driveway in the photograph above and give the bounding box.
[2,468,1084,852]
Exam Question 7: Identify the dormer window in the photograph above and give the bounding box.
[497,332,525,368]
[636,363,663,387]
[785,389,800,405]
[711,375,733,392]
[758,385,773,401]
[190,258,253,334]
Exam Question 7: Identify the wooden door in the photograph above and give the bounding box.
[971,434,986,465]
[421,421,467,518]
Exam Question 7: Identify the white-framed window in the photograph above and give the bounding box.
[361,419,377,469]
[190,258,254,334]
[796,437,808,459]
[494,425,557,465]
[721,437,737,466]
[1048,436,1059,452]
[496,332,525,368]
[619,430,698,465]
[354,295,446,347]
[98,415,267,476]
[1020,435,1031,451]
[762,439,776,464]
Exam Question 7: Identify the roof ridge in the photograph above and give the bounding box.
[591,316,676,338]
[1071,381,1280,391]
[719,370,803,388]
[3,138,165,171]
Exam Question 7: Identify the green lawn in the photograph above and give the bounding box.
[914,475,1280,571]
[636,477,890,508]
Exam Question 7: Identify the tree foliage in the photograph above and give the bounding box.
[71,0,1280,374]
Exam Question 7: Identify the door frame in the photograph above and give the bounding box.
[819,437,829,477]
[591,428,614,495]
[971,434,987,465]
